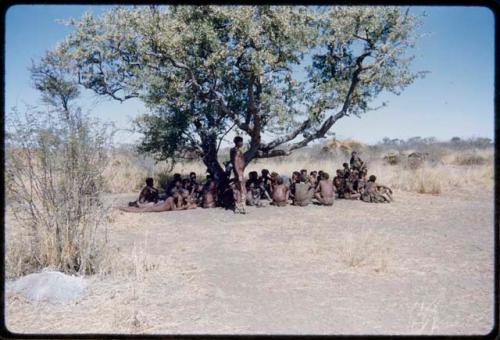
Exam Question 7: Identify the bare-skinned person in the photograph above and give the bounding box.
[350,151,366,173]
[288,171,301,201]
[316,171,324,188]
[119,191,181,213]
[246,182,264,207]
[181,178,191,193]
[268,172,280,195]
[189,172,202,203]
[246,171,263,207]
[293,175,314,206]
[341,163,351,179]
[271,176,289,207]
[258,169,272,199]
[165,173,182,197]
[202,179,217,208]
[344,171,361,200]
[333,169,345,198]
[309,171,318,188]
[177,189,197,209]
[314,172,334,206]
[128,177,159,208]
[300,169,308,183]
[246,171,259,190]
[230,136,246,214]
[361,175,391,203]
[356,170,367,194]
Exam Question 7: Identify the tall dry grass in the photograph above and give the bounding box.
[103,142,494,195]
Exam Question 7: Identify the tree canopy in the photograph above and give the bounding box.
[31,5,425,180]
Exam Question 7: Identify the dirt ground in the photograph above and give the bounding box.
[5,188,495,335]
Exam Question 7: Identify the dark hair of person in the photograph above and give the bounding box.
[234,136,243,144]
[145,177,154,186]
[369,175,377,182]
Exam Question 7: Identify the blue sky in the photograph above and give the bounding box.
[4,5,495,145]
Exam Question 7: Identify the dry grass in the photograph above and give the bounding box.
[103,152,147,193]
[102,143,494,196]
[95,231,160,279]
[5,109,112,278]
[445,149,493,166]
[335,229,392,273]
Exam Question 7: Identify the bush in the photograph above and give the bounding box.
[453,153,488,166]
[5,106,112,277]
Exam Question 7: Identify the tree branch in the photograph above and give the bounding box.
[287,51,370,152]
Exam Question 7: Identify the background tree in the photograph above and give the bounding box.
[31,5,425,184]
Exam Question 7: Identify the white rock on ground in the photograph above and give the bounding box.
[6,270,88,303]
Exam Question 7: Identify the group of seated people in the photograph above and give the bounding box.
[119,151,392,213]
[243,151,392,208]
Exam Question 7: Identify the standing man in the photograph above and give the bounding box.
[230,136,246,214]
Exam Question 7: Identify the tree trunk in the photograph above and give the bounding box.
[200,135,232,208]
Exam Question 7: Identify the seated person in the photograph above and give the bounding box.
[177,189,197,209]
[356,171,367,194]
[269,172,280,194]
[246,171,260,190]
[182,178,191,191]
[246,171,265,206]
[189,172,202,203]
[309,171,318,188]
[271,176,289,207]
[288,171,301,200]
[361,175,391,203]
[344,171,361,200]
[120,191,180,213]
[246,182,263,207]
[128,177,159,207]
[164,173,182,197]
[341,163,351,179]
[293,175,314,206]
[314,172,334,206]
[202,179,217,208]
[258,169,272,198]
[333,169,345,198]
[316,171,324,188]
[300,169,308,182]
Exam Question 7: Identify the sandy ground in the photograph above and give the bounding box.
[5,188,495,335]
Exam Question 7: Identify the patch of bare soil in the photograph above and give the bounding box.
[5,189,494,335]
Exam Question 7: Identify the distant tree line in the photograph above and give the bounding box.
[379,136,493,149]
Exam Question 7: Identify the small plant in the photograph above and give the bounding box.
[336,230,391,272]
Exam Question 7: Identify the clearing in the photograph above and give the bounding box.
[5,188,494,335]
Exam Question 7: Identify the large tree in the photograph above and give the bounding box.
[32,5,424,183]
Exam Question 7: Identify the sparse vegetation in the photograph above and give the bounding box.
[103,137,493,196]
[5,107,113,277]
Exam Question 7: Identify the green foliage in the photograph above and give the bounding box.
[32,5,424,167]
